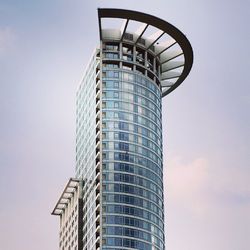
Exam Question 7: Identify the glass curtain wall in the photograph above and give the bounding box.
[101,42,165,250]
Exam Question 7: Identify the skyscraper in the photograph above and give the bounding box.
[52,8,193,250]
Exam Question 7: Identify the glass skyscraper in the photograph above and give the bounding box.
[52,8,193,250]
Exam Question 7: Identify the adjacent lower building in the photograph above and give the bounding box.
[52,179,83,250]
[52,8,193,250]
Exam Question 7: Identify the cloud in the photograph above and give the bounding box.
[166,157,208,196]
[165,156,210,215]
[164,156,250,216]
[0,26,15,54]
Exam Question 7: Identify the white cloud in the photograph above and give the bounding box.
[165,156,210,215]
[164,156,250,250]
[164,156,250,216]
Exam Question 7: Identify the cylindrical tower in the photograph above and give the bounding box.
[101,43,164,249]
[98,8,193,250]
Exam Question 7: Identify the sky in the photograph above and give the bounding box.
[0,0,249,249]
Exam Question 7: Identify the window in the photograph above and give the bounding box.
[122,64,133,70]
[122,55,133,61]
[104,43,119,51]
[106,71,119,78]
[122,44,133,54]
[124,33,133,41]
[104,52,119,59]
[103,63,119,69]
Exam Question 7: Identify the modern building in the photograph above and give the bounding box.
[52,8,193,250]
[52,179,84,250]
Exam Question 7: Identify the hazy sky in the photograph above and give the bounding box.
[0,1,249,250]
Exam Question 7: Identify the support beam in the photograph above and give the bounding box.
[98,15,102,41]
[146,30,165,50]
[160,50,183,64]
[156,40,177,57]
[161,71,181,80]
[135,23,149,44]
[161,61,184,72]
[120,19,129,41]
[161,81,175,87]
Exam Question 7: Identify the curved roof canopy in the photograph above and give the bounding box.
[98,8,193,97]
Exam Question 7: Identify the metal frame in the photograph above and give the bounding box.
[98,8,193,97]
[51,178,80,216]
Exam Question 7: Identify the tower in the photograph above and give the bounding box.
[52,8,193,250]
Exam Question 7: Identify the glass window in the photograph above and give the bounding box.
[104,43,119,51]
[122,44,133,54]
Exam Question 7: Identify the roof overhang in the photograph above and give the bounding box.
[51,178,80,216]
[98,8,193,97]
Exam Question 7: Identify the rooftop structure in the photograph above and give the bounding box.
[98,8,193,97]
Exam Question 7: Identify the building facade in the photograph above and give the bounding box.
[52,8,193,250]
[52,179,83,250]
